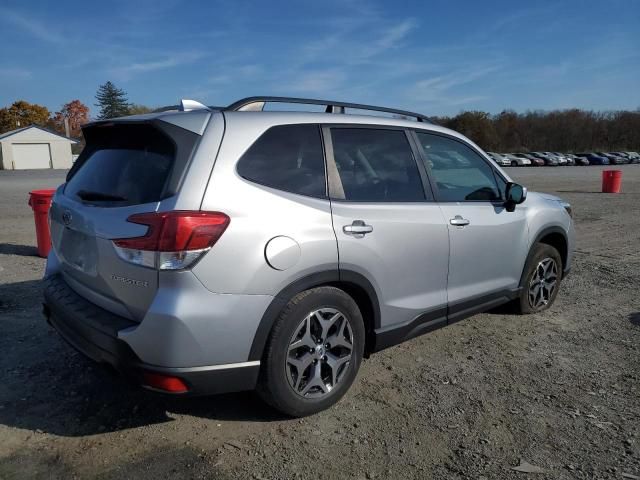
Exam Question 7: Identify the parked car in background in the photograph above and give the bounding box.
[486,152,510,166]
[598,152,628,165]
[552,152,573,166]
[516,153,544,166]
[577,153,609,165]
[612,152,633,163]
[530,152,559,166]
[567,154,589,166]
[624,152,640,163]
[503,153,532,167]
[547,153,568,166]
[611,152,636,164]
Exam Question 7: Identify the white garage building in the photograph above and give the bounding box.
[0,125,77,170]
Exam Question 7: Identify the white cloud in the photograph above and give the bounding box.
[0,8,64,44]
[285,71,346,94]
[0,67,32,79]
[297,17,418,67]
[376,19,417,50]
[414,65,500,96]
[108,51,205,80]
[409,64,501,109]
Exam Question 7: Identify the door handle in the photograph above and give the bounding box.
[450,215,470,227]
[343,220,373,236]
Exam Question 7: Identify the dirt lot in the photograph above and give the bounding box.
[1,166,639,479]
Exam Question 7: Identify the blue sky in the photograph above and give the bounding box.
[1,0,639,118]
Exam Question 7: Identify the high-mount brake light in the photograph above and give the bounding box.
[112,211,230,270]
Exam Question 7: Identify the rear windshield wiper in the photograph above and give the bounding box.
[76,190,128,202]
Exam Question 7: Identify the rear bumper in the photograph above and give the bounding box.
[43,274,260,395]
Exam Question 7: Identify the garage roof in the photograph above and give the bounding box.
[0,125,79,142]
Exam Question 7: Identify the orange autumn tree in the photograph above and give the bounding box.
[52,99,90,138]
[0,100,50,134]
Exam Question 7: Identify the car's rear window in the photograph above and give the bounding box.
[65,124,175,206]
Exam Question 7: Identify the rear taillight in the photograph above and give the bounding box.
[113,211,230,270]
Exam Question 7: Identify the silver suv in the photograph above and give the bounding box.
[43,96,574,416]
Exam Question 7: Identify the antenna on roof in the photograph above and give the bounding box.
[179,99,209,112]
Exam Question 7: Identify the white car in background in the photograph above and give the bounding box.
[545,152,568,166]
[503,153,532,167]
[486,152,510,166]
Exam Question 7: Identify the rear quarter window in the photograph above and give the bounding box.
[236,124,326,198]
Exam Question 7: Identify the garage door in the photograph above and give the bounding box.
[12,143,52,169]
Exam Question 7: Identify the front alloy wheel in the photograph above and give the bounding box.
[528,257,559,309]
[516,243,563,314]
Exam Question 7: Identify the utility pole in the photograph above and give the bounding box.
[64,117,70,138]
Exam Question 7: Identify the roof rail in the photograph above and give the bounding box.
[224,96,431,123]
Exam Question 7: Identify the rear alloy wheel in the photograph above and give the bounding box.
[517,243,563,314]
[258,287,364,417]
[286,308,354,397]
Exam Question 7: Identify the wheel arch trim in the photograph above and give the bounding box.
[521,225,569,287]
[533,226,569,269]
[247,269,380,361]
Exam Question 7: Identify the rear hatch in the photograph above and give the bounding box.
[50,119,203,321]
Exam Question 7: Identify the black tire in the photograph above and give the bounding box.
[257,286,365,417]
[511,161,518,167]
[516,243,563,314]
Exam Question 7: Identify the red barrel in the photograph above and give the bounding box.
[28,189,56,258]
[602,170,622,193]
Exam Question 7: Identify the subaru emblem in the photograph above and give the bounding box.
[62,210,72,226]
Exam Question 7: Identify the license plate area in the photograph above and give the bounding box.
[59,227,98,275]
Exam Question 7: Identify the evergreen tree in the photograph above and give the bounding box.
[95,81,130,119]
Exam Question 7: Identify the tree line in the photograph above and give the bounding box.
[1,80,639,152]
[433,109,640,153]
[0,81,151,138]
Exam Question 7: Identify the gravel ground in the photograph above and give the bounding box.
[1,166,639,479]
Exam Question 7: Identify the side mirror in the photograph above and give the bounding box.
[505,182,527,212]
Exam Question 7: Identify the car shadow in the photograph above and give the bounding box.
[556,190,601,194]
[0,243,39,256]
[0,279,287,438]
[630,312,640,327]
[486,302,517,315]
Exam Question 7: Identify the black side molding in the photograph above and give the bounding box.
[249,269,523,360]
[372,306,447,352]
[447,288,520,324]
[372,288,521,353]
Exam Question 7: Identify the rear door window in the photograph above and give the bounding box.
[329,128,425,202]
[65,124,175,206]
[236,124,326,198]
